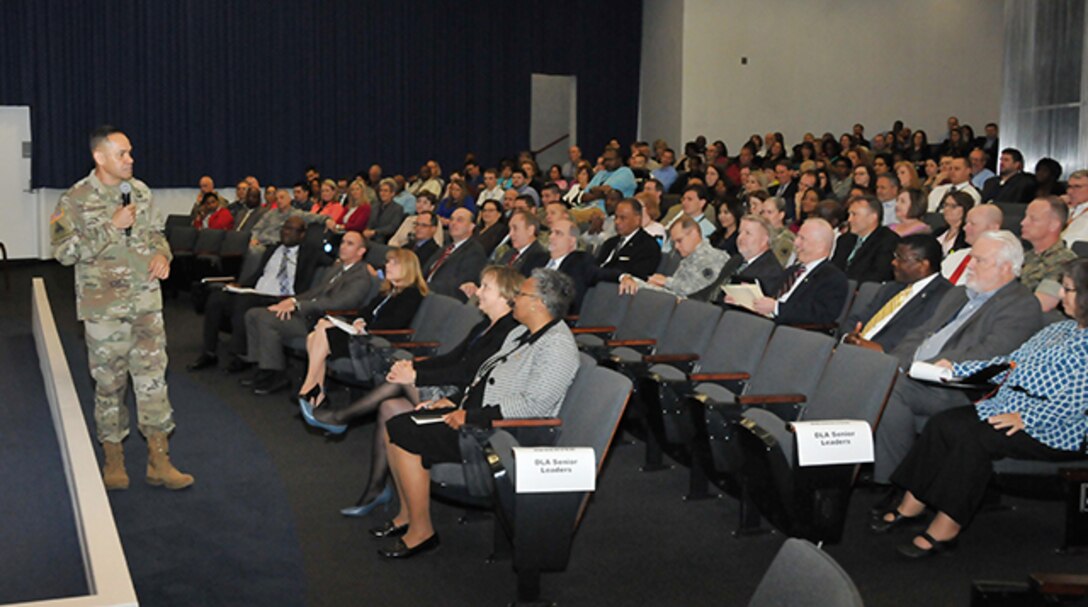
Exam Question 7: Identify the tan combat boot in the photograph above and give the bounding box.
[101,441,129,490]
[146,433,195,490]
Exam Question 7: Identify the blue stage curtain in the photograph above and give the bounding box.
[0,0,641,187]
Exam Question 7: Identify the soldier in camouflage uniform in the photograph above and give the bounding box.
[618,215,729,298]
[1020,197,1079,312]
[51,125,193,491]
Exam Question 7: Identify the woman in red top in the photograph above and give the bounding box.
[311,179,346,224]
[192,192,234,230]
[328,179,371,234]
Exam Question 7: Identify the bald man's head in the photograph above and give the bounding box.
[965,205,1003,245]
[795,218,835,263]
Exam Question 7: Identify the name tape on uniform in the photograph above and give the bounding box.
[513,447,596,494]
[791,420,874,467]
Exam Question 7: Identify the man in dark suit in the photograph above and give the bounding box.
[545,218,599,313]
[831,195,899,283]
[595,197,661,282]
[772,159,798,221]
[243,230,375,395]
[726,214,785,293]
[424,207,487,302]
[843,234,953,352]
[980,148,1038,204]
[232,187,265,232]
[873,230,1044,485]
[493,210,548,276]
[188,217,324,373]
[407,211,440,264]
[748,218,849,325]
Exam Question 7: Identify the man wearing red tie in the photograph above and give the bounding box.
[423,207,486,302]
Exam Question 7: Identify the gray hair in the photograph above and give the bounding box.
[1068,169,1088,181]
[530,268,576,318]
[976,230,1025,276]
[740,214,773,250]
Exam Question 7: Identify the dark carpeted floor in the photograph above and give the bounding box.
[4,261,1087,606]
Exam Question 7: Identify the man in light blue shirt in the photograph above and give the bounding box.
[969,148,996,191]
[652,148,677,192]
[581,148,637,214]
[393,175,417,214]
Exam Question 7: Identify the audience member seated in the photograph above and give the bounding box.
[927,156,981,212]
[296,248,427,405]
[843,235,953,352]
[248,189,327,254]
[406,211,440,264]
[831,195,899,283]
[388,191,444,248]
[595,197,662,282]
[933,190,973,257]
[232,187,265,232]
[391,175,416,214]
[1061,169,1088,246]
[652,148,677,192]
[375,269,579,558]
[753,193,795,265]
[969,148,996,191]
[423,207,487,302]
[476,168,504,204]
[873,230,1044,485]
[563,164,593,208]
[300,266,522,517]
[241,231,374,395]
[473,199,508,256]
[638,191,667,240]
[890,188,931,237]
[661,185,716,255]
[193,191,234,230]
[407,164,442,199]
[327,179,371,234]
[227,180,248,216]
[980,148,1038,204]
[744,218,848,325]
[509,168,540,207]
[771,160,799,220]
[716,214,785,297]
[580,148,637,214]
[710,200,742,255]
[190,175,226,218]
[1019,196,1078,313]
[544,218,598,312]
[491,209,548,275]
[189,217,322,372]
[311,179,347,223]
[874,259,1088,559]
[619,215,728,298]
[436,178,476,222]
[364,178,407,244]
[941,204,1003,285]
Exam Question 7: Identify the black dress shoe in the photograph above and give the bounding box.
[870,509,926,534]
[253,374,290,395]
[187,353,218,371]
[239,370,271,387]
[378,534,440,559]
[225,357,254,374]
[369,520,409,538]
[897,531,958,559]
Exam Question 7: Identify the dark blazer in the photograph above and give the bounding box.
[934,226,967,253]
[366,200,406,243]
[474,221,509,257]
[232,206,265,232]
[980,172,1038,204]
[423,239,488,302]
[831,226,899,283]
[409,238,440,266]
[846,275,953,352]
[595,228,662,282]
[496,240,549,277]
[774,181,799,221]
[733,249,785,296]
[890,280,1044,370]
[358,286,424,331]
[415,313,519,389]
[775,259,850,325]
[241,241,324,294]
[555,251,599,314]
[294,261,375,320]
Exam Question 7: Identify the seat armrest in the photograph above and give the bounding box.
[571,325,616,335]
[391,341,439,350]
[1030,573,1088,597]
[412,355,430,362]
[735,394,806,405]
[606,338,656,348]
[324,309,360,317]
[493,418,563,428]
[369,328,415,337]
[689,372,750,382]
[787,322,838,334]
[643,353,699,364]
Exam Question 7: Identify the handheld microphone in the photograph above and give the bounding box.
[119,182,132,237]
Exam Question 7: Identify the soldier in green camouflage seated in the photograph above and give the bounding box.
[50,125,193,492]
[1020,196,1078,313]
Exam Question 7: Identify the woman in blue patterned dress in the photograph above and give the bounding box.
[875,259,1088,558]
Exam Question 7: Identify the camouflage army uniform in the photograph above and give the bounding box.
[634,240,729,298]
[1021,241,1077,299]
[770,227,795,266]
[51,170,175,443]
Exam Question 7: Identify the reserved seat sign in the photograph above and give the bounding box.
[790,420,874,467]
[513,447,596,493]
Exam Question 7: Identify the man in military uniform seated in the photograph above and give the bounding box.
[1019,196,1078,313]
[618,215,729,298]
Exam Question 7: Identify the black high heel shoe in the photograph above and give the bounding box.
[297,384,325,407]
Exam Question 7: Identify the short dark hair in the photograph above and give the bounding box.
[90,124,122,152]
[416,191,437,206]
[542,183,561,196]
[774,158,792,171]
[1001,148,1025,166]
[415,211,437,227]
[642,178,664,193]
[512,168,527,178]
[483,167,498,177]
[515,194,537,208]
[511,209,540,233]
[1039,195,1070,224]
[849,194,884,226]
[683,184,709,202]
[617,197,643,215]
[900,234,943,273]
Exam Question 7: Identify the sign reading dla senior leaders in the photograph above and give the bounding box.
[791,420,874,467]
[513,447,596,493]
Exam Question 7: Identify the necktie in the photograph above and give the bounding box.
[847,235,865,264]
[276,248,292,295]
[776,264,806,298]
[861,286,913,335]
[507,248,521,267]
[237,209,253,231]
[949,254,972,284]
[427,244,455,280]
[547,258,560,270]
